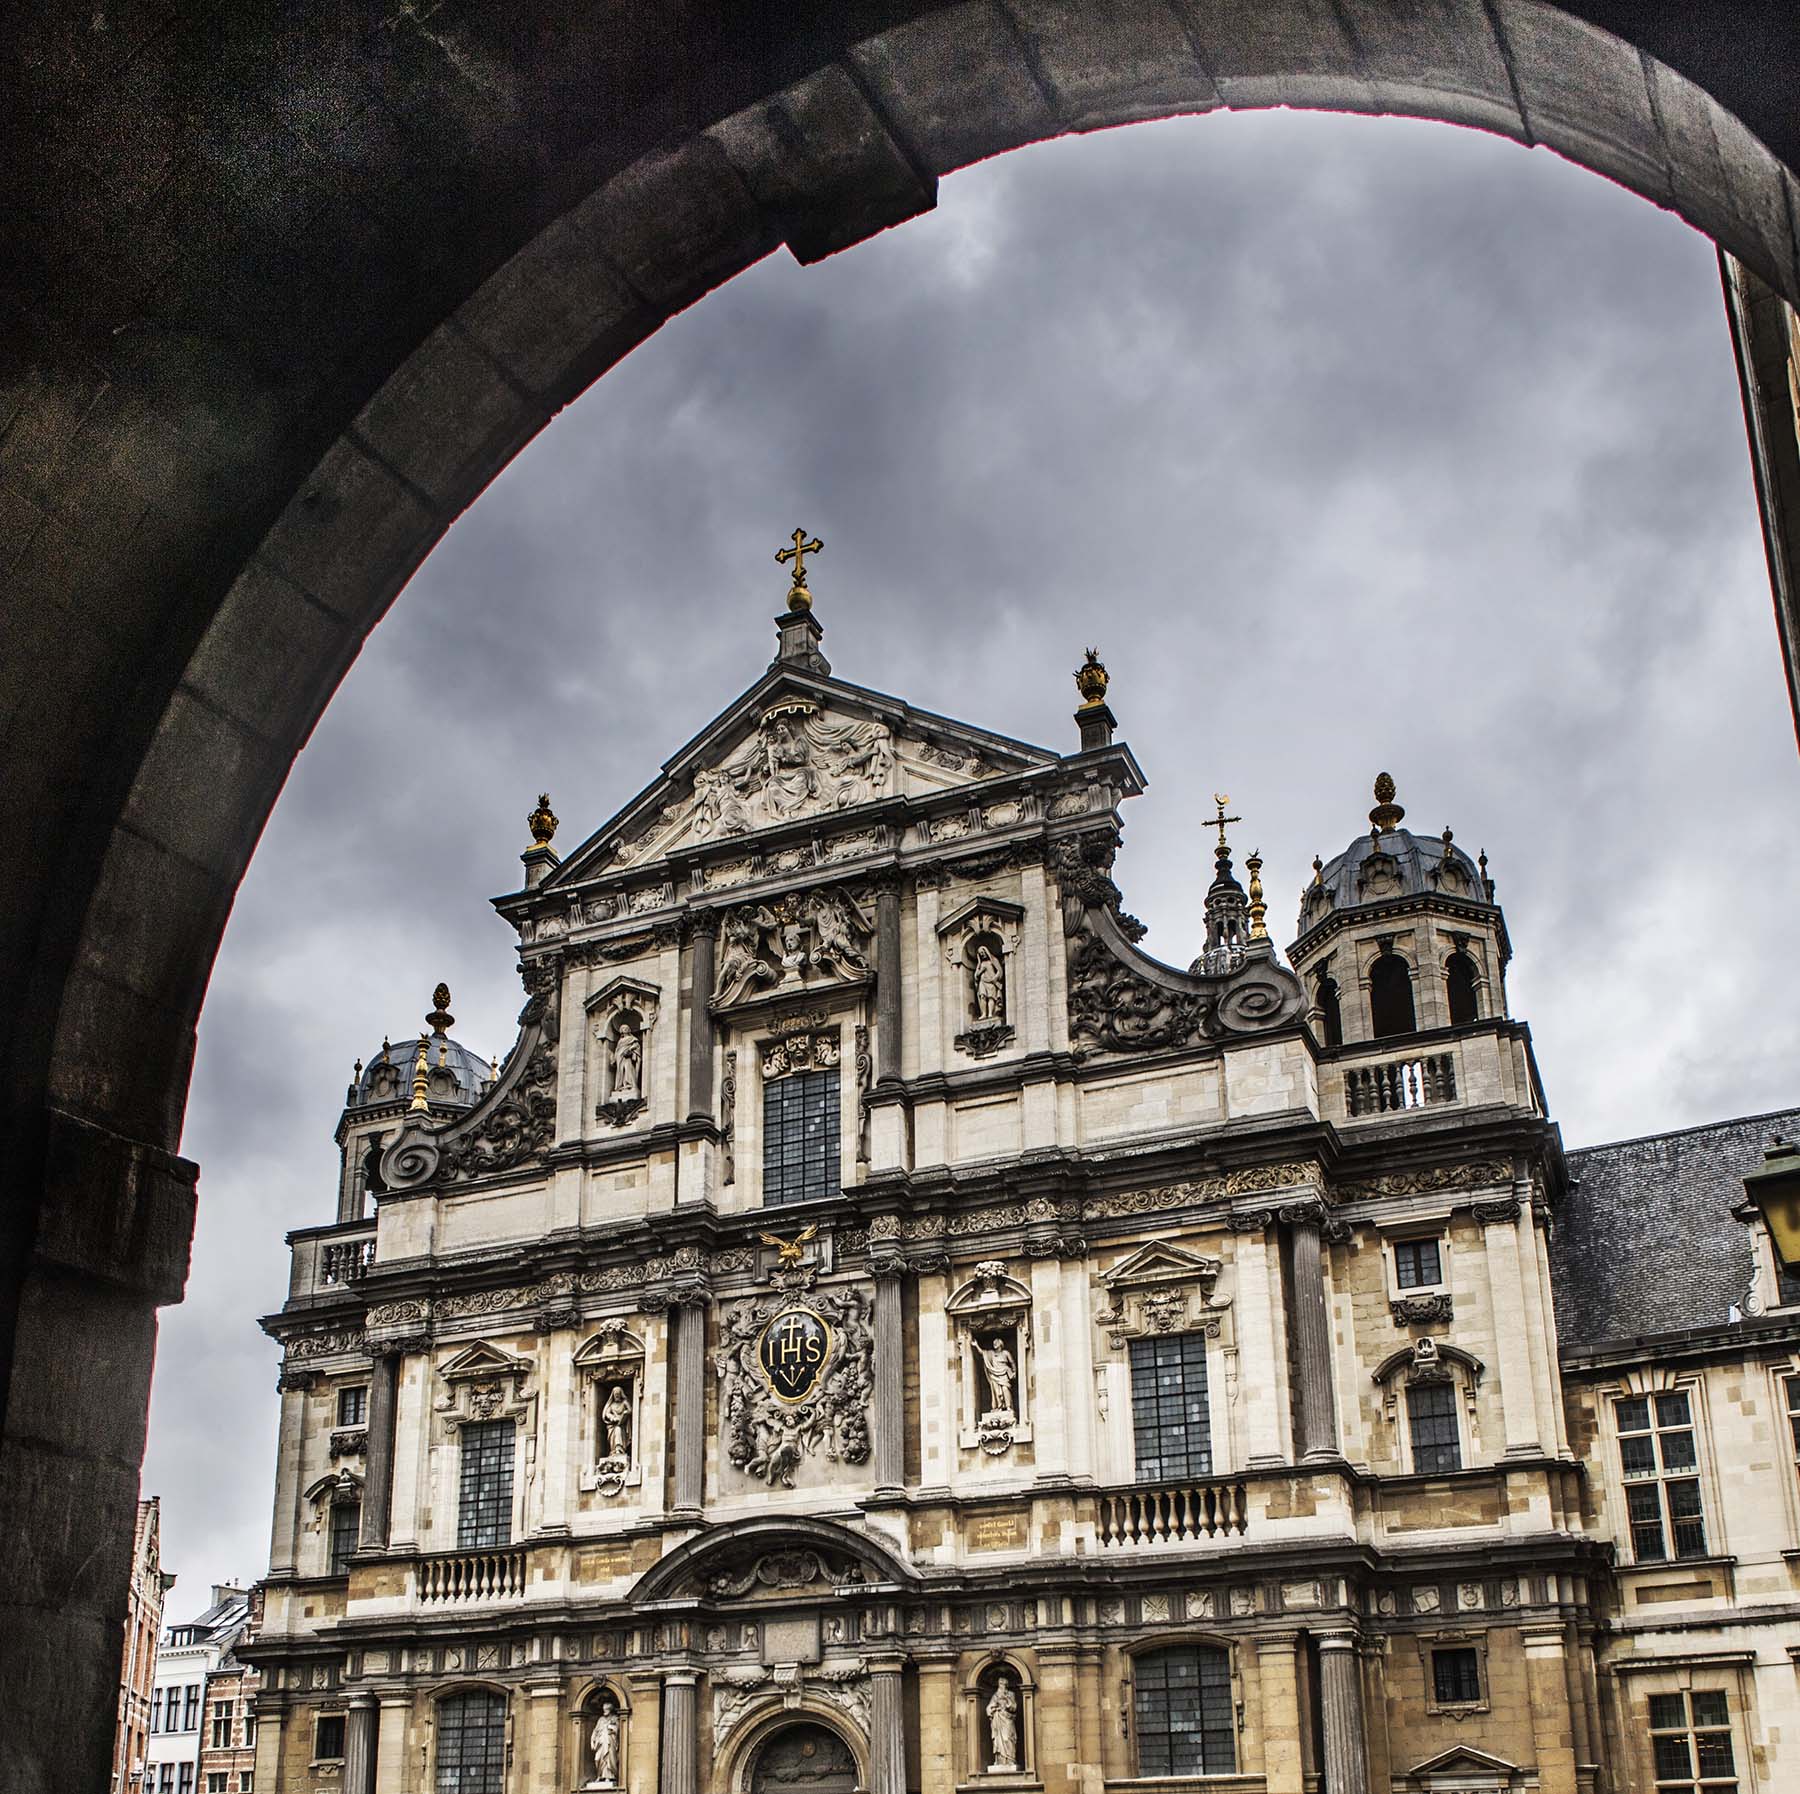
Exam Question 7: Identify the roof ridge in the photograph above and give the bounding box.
[1567,1103,1800,1161]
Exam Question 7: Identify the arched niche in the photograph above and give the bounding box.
[721,1708,870,1794]
[571,1677,632,1791]
[945,1262,1034,1456]
[959,1652,1039,1786]
[573,1323,649,1498]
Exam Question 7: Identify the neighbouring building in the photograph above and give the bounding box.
[149,1587,253,1794]
[114,1496,175,1793]
[200,1585,264,1794]
[247,554,1800,1793]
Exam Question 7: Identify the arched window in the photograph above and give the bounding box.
[1445,951,1479,1026]
[361,1139,387,1198]
[1133,1646,1234,1775]
[1368,952,1416,1039]
[436,1690,506,1794]
[1314,974,1343,1047]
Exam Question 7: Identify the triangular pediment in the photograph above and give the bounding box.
[1405,1745,1520,1782]
[1101,1241,1223,1290]
[545,668,1056,886]
[436,1341,530,1381]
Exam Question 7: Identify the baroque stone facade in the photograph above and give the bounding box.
[247,590,1800,1794]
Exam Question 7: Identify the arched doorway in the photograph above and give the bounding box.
[751,1723,862,1794]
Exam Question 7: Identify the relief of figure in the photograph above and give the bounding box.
[986,1676,1019,1772]
[971,941,1005,1023]
[601,1384,631,1462]
[714,908,778,1007]
[808,888,871,977]
[747,715,820,818]
[977,1335,1017,1419]
[692,766,753,838]
[611,1020,642,1103]
[588,1701,621,1788]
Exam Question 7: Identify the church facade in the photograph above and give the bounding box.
[248,560,1798,1794]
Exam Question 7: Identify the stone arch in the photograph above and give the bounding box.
[629,1513,914,1604]
[10,5,1800,1786]
[723,1706,870,1794]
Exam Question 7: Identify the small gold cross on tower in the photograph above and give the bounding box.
[776,527,824,610]
[1208,793,1241,854]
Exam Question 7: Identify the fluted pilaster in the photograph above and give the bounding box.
[659,1670,699,1794]
[358,1352,400,1548]
[873,1267,905,1494]
[671,1299,707,1515]
[869,1656,908,1794]
[1282,1204,1339,1461]
[876,885,902,1081]
[343,1695,377,1794]
[1317,1633,1368,1794]
[687,921,716,1125]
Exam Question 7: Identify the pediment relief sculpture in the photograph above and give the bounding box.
[1097,1241,1227,1348]
[713,886,873,1010]
[433,1341,538,1438]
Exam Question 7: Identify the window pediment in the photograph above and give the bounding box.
[1098,1242,1226,1347]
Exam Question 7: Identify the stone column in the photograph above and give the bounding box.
[876,882,903,1081]
[872,1258,906,1495]
[1522,1627,1579,1794]
[375,1693,412,1788]
[687,920,716,1123]
[670,1295,709,1517]
[915,1656,956,1794]
[343,1693,377,1794]
[659,1669,699,1794]
[1254,1634,1304,1794]
[359,1351,401,1548]
[1281,1202,1339,1461]
[1477,1194,1542,1455]
[1231,1212,1286,1465]
[1317,1633,1369,1794]
[868,1655,908,1794]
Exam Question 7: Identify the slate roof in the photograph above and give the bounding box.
[1551,1105,1800,1349]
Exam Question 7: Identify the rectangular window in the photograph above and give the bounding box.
[762,1068,841,1206]
[1784,1374,1800,1460]
[1408,1380,1462,1473]
[457,1418,517,1549]
[150,1689,163,1732]
[314,1714,347,1761]
[329,1500,362,1575]
[1778,1259,1800,1308]
[1394,1237,1444,1289]
[1618,1393,1708,1561]
[1133,1647,1236,1775]
[184,1685,201,1731]
[178,1767,194,1794]
[207,1776,228,1793]
[240,1777,254,1792]
[1431,1647,1482,1705]
[210,1702,234,1749]
[244,1713,256,1750]
[336,1385,368,1427]
[159,1766,173,1793]
[1648,1689,1737,1793]
[1129,1333,1212,1482]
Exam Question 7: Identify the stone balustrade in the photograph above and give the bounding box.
[1098,1477,1250,1548]
[1343,1052,1456,1118]
[319,1234,377,1286]
[416,1546,528,1605]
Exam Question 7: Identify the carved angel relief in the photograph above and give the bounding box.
[713,887,873,1009]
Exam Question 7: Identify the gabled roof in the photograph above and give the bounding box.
[537,663,1060,891]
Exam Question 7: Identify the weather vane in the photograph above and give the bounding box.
[776,527,824,611]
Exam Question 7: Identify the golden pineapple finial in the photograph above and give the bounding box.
[776,527,824,611]
[1074,647,1110,708]
[426,983,454,1034]
[1369,771,1406,832]
[1246,849,1268,939]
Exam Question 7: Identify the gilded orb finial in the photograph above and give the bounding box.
[408,1033,431,1112]
[527,792,558,850]
[1246,849,1268,940]
[1311,854,1324,887]
[426,983,455,1034]
[1074,647,1110,708]
[776,526,824,611]
[1368,771,1406,832]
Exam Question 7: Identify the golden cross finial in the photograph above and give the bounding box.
[776,527,824,610]
[1208,793,1241,854]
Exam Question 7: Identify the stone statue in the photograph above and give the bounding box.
[714,907,777,1006]
[971,942,1005,1023]
[601,1384,631,1461]
[977,1336,1017,1418]
[986,1675,1019,1771]
[589,1702,621,1787]
[611,1021,642,1102]
[809,888,871,977]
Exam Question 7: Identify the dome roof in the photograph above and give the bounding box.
[1295,775,1492,939]
[346,984,492,1111]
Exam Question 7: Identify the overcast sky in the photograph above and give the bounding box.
[144,109,1800,1610]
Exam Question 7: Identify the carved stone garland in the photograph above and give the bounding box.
[712,1286,874,1487]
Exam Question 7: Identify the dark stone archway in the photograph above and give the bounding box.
[4,4,1799,1788]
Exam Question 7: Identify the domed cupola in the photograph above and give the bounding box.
[1288,774,1509,1048]
[332,984,495,1221]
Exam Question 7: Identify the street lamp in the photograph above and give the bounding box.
[1742,1138,1800,1271]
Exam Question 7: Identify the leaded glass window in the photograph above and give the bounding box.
[436,1690,508,1794]
[1408,1380,1462,1473]
[1394,1238,1443,1289]
[762,1068,840,1206]
[1617,1393,1707,1561]
[1129,1334,1212,1482]
[1133,1646,1235,1776]
[329,1500,361,1575]
[1431,1646,1481,1705]
[457,1419,516,1550]
[1649,1689,1736,1793]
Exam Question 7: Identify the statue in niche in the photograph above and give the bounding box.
[611,1020,642,1103]
[976,1336,1017,1419]
[587,1700,621,1788]
[971,941,1005,1023]
[986,1676,1020,1772]
[601,1384,632,1462]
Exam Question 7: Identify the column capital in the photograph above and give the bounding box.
[1314,1629,1361,1654]
[660,1666,702,1688]
[1277,1197,1328,1229]
[1253,1631,1301,1658]
[347,1691,377,1710]
[865,1651,910,1676]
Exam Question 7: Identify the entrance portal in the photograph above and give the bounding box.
[750,1724,860,1794]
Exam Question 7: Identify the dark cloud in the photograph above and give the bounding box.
[145,109,1799,1607]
